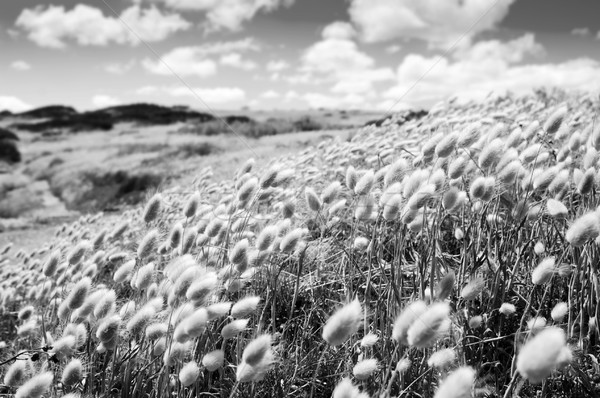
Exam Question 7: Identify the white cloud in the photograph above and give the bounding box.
[10,60,31,71]
[219,53,257,70]
[348,0,515,45]
[15,4,190,48]
[105,60,136,74]
[302,92,367,109]
[322,21,356,40]
[140,0,294,32]
[299,36,395,94]
[92,95,121,108]
[571,27,590,36]
[385,45,402,54]
[0,96,32,112]
[260,90,280,99]
[383,34,600,110]
[266,59,289,72]
[136,85,246,105]
[142,39,259,77]
[143,48,218,77]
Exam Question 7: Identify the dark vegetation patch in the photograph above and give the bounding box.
[65,169,164,212]
[0,128,20,164]
[178,115,325,138]
[364,109,428,127]
[7,103,216,133]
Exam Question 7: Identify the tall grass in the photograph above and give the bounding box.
[1,90,599,397]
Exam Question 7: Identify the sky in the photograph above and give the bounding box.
[1,0,600,113]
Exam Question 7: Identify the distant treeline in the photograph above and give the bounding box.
[3,104,215,133]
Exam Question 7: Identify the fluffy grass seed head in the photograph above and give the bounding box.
[551,302,569,322]
[203,349,225,372]
[15,371,53,398]
[499,302,516,316]
[566,211,600,246]
[406,302,450,348]
[256,225,278,251]
[544,106,567,135]
[547,199,568,219]
[353,358,378,380]
[113,259,135,283]
[66,277,92,310]
[435,132,458,158]
[137,229,159,259]
[221,319,249,340]
[428,348,456,370]
[360,333,379,348]
[93,289,116,319]
[354,170,375,196]
[332,377,360,398]
[532,257,556,285]
[392,300,428,345]
[4,360,28,387]
[179,361,200,387]
[460,277,485,301]
[143,193,162,223]
[183,192,200,218]
[517,327,566,384]
[322,298,362,346]
[305,187,322,211]
[433,366,476,398]
[346,166,358,190]
[231,296,261,319]
[67,241,91,266]
[242,334,272,366]
[62,358,84,386]
[43,250,61,277]
[279,228,304,253]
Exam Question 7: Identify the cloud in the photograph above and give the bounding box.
[92,95,121,108]
[142,48,218,77]
[322,21,356,40]
[266,60,289,72]
[15,4,190,48]
[10,60,31,71]
[298,35,395,94]
[105,60,136,74]
[382,34,600,110]
[302,92,367,109]
[136,85,246,105]
[219,53,257,70]
[142,38,259,77]
[140,0,294,32]
[260,90,280,99]
[571,27,590,37]
[385,45,402,54]
[0,96,32,112]
[348,0,515,45]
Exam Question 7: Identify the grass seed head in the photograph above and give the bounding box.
[566,211,600,246]
[15,371,53,398]
[143,193,162,224]
[433,366,475,398]
[179,361,200,387]
[62,358,84,386]
[202,350,225,372]
[406,302,450,348]
[322,298,362,346]
[353,358,378,380]
[392,300,428,345]
[517,327,566,384]
[428,348,456,369]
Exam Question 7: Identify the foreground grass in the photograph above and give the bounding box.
[1,91,600,397]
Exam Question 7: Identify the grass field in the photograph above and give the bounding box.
[1,91,600,398]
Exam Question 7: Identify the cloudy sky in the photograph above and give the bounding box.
[1,0,600,113]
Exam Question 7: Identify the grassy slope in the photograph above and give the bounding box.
[1,92,600,397]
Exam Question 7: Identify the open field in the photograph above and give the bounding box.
[2,90,600,398]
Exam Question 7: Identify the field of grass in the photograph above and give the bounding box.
[1,91,600,398]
